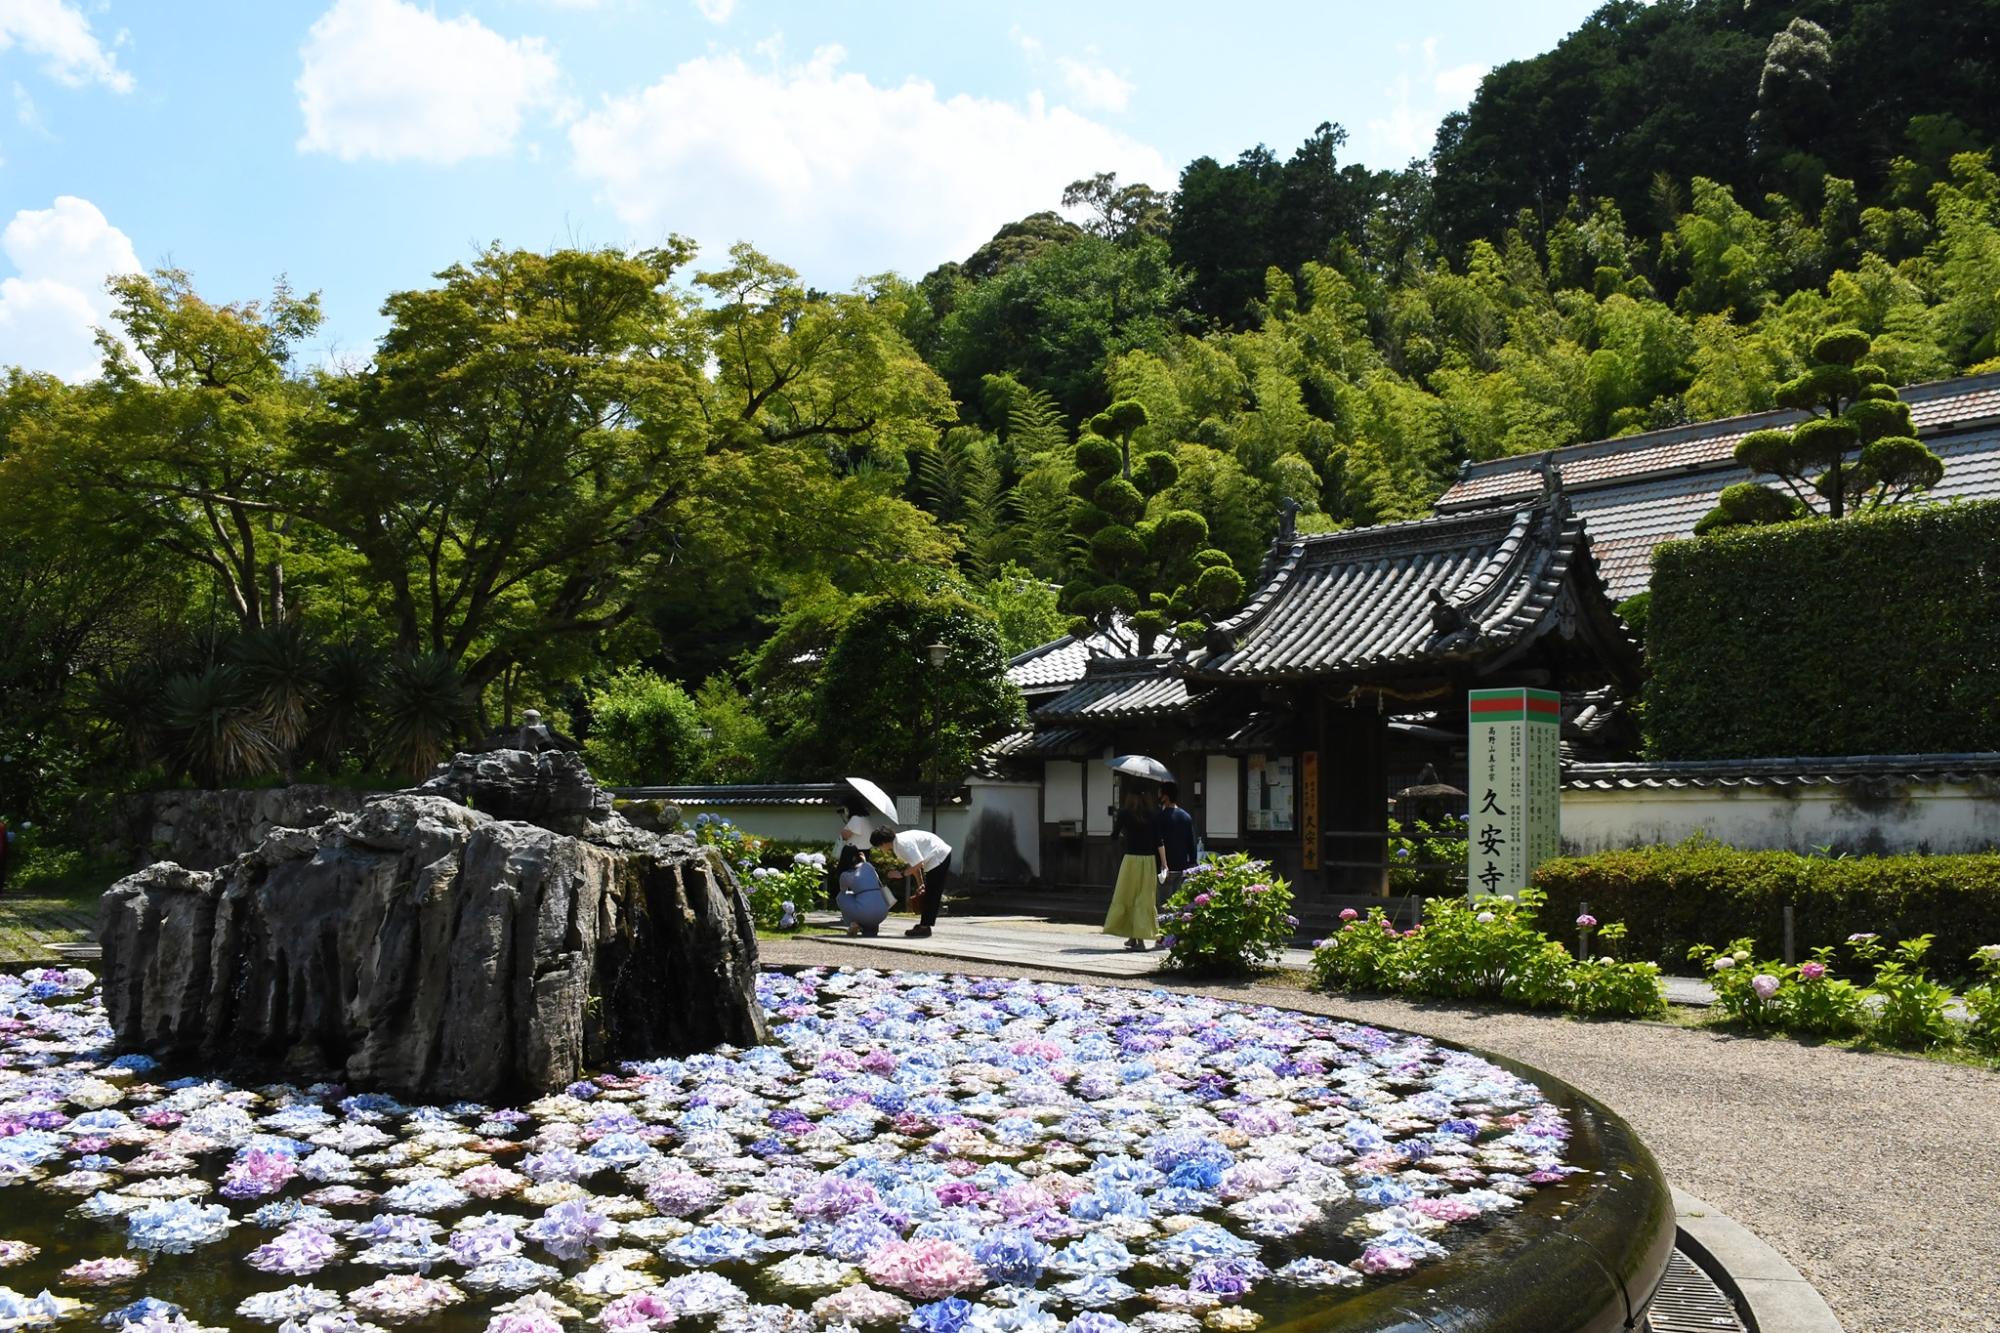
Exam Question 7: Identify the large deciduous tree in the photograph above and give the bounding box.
[310,242,953,699]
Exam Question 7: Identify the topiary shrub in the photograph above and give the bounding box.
[1647,501,2000,758]
[1534,842,2000,975]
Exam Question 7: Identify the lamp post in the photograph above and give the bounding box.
[925,641,949,832]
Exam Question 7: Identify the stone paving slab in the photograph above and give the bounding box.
[0,895,97,965]
[798,910,1719,1005]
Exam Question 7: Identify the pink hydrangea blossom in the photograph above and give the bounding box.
[1798,962,1828,981]
[861,1239,985,1299]
[1338,909,1359,922]
[1751,974,1780,1002]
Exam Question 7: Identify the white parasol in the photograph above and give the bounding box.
[1107,754,1174,783]
[842,776,901,824]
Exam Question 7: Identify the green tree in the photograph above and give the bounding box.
[16,271,324,632]
[583,667,704,786]
[973,563,1068,655]
[1697,326,1944,531]
[805,592,1021,785]
[310,243,952,708]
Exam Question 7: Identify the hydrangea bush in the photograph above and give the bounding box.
[1311,889,1666,1019]
[1157,855,1299,974]
[0,965,1596,1331]
[1690,933,1997,1052]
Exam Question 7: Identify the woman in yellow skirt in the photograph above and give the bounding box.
[1102,787,1160,951]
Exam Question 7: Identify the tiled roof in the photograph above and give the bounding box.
[1434,372,2000,599]
[1563,752,2000,791]
[1006,621,1142,693]
[609,783,847,806]
[1033,661,1207,722]
[1183,494,1616,682]
[983,726,1100,760]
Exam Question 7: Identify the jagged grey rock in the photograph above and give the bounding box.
[98,751,767,1101]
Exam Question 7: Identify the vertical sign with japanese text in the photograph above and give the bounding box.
[1466,688,1561,897]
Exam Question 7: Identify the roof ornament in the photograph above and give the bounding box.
[1538,451,1565,499]
[1277,496,1300,542]
[1426,587,1481,652]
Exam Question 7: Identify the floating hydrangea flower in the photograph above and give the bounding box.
[0,1241,39,1267]
[125,1200,235,1253]
[236,1285,343,1323]
[811,1285,911,1325]
[862,1239,985,1299]
[524,1199,616,1262]
[60,1255,144,1285]
[247,1224,343,1276]
[347,1275,464,1322]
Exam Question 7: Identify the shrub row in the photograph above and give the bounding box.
[1310,889,1667,1019]
[1532,842,2000,976]
[1645,500,2000,759]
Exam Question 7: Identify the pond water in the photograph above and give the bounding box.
[0,966,1586,1332]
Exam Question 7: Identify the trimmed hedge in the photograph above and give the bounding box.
[1646,501,2000,759]
[1533,842,2000,977]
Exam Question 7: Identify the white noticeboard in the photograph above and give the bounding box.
[1204,755,1240,840]
[1466,688,1562,897]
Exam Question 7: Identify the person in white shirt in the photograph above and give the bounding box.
[870,826,952,938]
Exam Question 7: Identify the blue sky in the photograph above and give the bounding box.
[0,0,1605,377]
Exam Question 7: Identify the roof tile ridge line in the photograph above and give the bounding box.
[1447,404,1802,482]
[1006,632,1080,669]
[1440,503,1539,624]
[1298,504,1521,557]
[1566,750,2000,773]
[1553,513,1640,657]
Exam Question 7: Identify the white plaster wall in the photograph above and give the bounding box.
[1562,783,2000,856]
[961,780,1041,883]
[1086,754,1115,836]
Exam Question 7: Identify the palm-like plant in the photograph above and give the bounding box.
[89,661,168,766]
[162,663,280,787]
[306,640,380,772]
[232,624,320,767]
[377,652,474,779]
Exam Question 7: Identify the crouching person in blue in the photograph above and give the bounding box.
[834,843,892,937]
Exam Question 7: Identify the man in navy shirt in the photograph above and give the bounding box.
[1155,783,1198,902]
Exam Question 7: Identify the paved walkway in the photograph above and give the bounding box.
[798,911,1720,1005]
[0,892,97,965]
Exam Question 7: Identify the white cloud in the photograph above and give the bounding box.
[295,0,561,164]
[569,47,1168,284]
[1434,62,1484,105]
[1057,57,1131,113]
[1365,37,1486,164]
[0,0,132,92]
[0,195,141,380]
[694,0,737,23]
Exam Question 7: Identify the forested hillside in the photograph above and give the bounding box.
[8,0,2000,811]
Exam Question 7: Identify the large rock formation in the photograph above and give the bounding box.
[101,784,371,873]
[97,751,767,1102]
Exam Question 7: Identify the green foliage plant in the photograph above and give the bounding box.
[583,668,704,787]
[1963,944,2000,1057]
[1310,887,1664,1018]
[1536,842,2000,971]
[1779,946,1869,1038]
[1848,932,1957,1051]
[1687,938,1787,1028]
[1387,816,1468,894]
[1157,854,1298,975]
[1058,399,1246,655]
[1308,906,1408,993]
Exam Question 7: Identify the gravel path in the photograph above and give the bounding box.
[760,937,2000,1333]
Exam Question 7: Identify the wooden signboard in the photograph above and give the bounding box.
[1300,750,1320,871]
